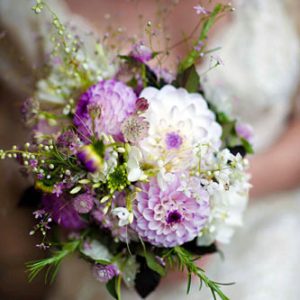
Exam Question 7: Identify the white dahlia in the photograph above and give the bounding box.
[139,85,222,172]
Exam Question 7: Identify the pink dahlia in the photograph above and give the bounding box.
[132,175,210,247]
[74,80,136,141]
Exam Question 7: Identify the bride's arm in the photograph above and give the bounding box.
[250,115,300,198]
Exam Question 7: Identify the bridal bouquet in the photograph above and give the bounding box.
[1,1,253,299]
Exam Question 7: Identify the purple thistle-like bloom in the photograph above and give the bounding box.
[131,42,152,63]
[74,80,137,141]
[92,264,119,283]
[121,115,149,144]
[73,193,95,214]
[132,175,210,248]
[42,194,86,230]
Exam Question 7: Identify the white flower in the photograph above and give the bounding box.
[198,179,249,246]
[112,207,133,226]
[139,85,222,172]
[127,146,147,182]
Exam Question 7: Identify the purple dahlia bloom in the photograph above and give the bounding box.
[42,194,86,230]
[132,175,210,248]
[92,263,119,283]
[74,80,137,141]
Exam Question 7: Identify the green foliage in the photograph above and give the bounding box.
[174,65,200,93]
[106,276,122,300]
[178,4,228,73]
[163,246,231,300]
[142,250,166,277]
[26,240,80,283]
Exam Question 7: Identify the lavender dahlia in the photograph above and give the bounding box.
[74,79,137,141]
[132,175,210,248]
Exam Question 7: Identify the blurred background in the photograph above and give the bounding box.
[0,0,300,299]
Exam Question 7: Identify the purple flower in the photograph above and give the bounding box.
[77,145,103,173]
[92,264,119,283]
[57,130,80,154]
[74,80,137,142]
[33,209,46,219]
[165,132,183,150]
[153,68,174,84]
[131,175,210,247]
[131,42,152,63]
[193,5,209,15]
[73,193,95,214]
[235,122,254,142]
[42,194,86,230]
[194,41,204,52]
[121,115,149,144]
[53,183,64,197]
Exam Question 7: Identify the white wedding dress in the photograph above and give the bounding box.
[1,0,300,299]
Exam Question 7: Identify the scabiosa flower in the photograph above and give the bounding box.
[138,85,222,171]
[73,193,95,213]
[77,145,103,173]
[74,80,136,141]
[121,115,149,144]
[131,42,152,63]
[42,194,86,230]
[92,264,119,283]
[132,175,210,247]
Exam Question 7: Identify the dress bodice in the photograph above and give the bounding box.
[201,0,300,152]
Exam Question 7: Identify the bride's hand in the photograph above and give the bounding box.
[249,118,300,198]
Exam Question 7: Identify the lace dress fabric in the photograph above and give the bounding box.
[1,0,300,299]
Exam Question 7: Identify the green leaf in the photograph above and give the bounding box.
[241,138,254,154]
[175,65,200,93]
[143,251,166,277]
[106,277,118,300]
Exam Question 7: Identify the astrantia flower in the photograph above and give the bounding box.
[121,115,149,144]
[132,175,210,247]
[138,85,222,171]
[42,194,86,230]
[74,80,137,141]
[92,264,119,283]
[73,193,95,213]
